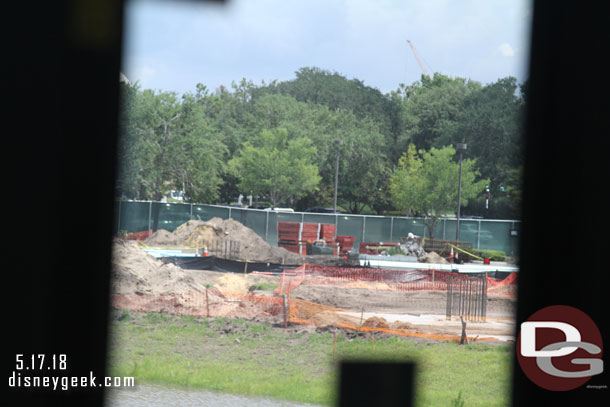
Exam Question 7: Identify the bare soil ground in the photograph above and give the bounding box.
[290,284,516,318]
[112,238,515,342]
[141,218,360,266]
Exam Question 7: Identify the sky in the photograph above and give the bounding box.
[122,0,532,96]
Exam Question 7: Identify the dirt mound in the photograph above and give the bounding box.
[142,229,178,245]
[418,251,448,264]
[215,273,251,294]
[185,224,220,247]
[143,218,304,264]
[111,239,200,294]
[390,321,415,330]
[289,298,358,327]
[362,316,389,329]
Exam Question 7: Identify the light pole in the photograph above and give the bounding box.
[455,143,467,241]
[333,140,343,212]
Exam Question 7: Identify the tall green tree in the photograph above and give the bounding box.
[389,145,489,238]
[228,128,321,207]
[254,67,403,165]
[237,93,389,212]
[116,82,140,199]
[116,86,226,202]
[397,73,482,153]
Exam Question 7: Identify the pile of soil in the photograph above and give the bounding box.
[111,239,201,294]
[362,316,389,329]
[112,239,283,295]
[142,229,177,246]
[144,218,305,264]
[418,251,448,264]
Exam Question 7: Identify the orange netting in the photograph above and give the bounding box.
[275,264,472,296]
[111,265,516,343]
[486,272,518,298]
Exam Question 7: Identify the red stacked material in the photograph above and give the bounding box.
[278,222,338,255]
[278,222,303,254]
[122,230,153,241]
[358,241,399,254]
[300,223,319,242]
[335,235,355,255]
[320,224,336,241]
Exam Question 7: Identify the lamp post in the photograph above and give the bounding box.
[455,143,467,241]
[333,140,343,213]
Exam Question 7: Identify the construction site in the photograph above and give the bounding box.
[111,217,518,344]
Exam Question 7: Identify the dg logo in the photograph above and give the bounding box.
[517,305,604,391]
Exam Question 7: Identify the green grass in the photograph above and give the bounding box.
[251,282,278,291]
[108,311,513,406]
[471,249,507,261]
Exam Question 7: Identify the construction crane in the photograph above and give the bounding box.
[407,40,431,77]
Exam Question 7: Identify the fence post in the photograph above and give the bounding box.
[205,287,210,317]
[362,216,366,242]
[265,210,269,242]
[282,295,288,328]
[477,220,481,249]
[390,217,394,241]
[482,273,488,322]
[446,276,452,320]
[148,201,152,232]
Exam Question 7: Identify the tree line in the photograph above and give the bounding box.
[117,67,525,221]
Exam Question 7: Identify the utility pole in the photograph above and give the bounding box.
[333,140,343,212]
[456,143,467,241]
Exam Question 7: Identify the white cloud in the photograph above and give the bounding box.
[498,43,515,57]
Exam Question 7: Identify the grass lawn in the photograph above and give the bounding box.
[108,310,513,406]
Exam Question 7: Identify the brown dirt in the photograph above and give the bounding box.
[418,251,448,264]
[112,238,283,296]
[111,237,516,341]
[141,229,178,245]
[290,284,516,318]
[111,239,201,294]
[362,316,390,329]
[143,218,305,264]
[488,284,518,297]
[141,219,360,266]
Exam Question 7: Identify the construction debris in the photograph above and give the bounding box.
[399,233,427,257]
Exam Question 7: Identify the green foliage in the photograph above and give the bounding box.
[116,84,226,202]
[397,74,482,153]
[390,144,489,237]
[452,391,466,407]
[109,313,512,406]
[386,247,405,256]
[471,249,507,261]
[228,128,321,206]
[117,68,525,218]
[251,282,278,291]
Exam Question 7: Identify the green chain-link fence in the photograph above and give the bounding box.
[115,201,520,257]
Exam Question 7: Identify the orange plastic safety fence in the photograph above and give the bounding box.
[486,272,518,298]
[276,263,475,296]
[285,297,501,343]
